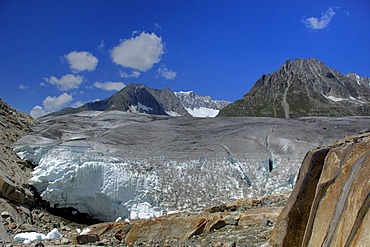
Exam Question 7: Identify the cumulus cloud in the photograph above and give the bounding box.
[94,81,126,91]
[65,51,98,72]
[303,7,336,30]
[42,93,73,112]
[30,106,46,119]
[44,74,84,91]
[120,71,141,78]
[111,32,164,71]
[30,93,73,118]
[157,66,177,80]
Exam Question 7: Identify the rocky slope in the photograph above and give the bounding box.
[218,58,370,118]
[0,98,37,241]
[175,91,231,117]
[14,110,370,223]
[270,131,370,246]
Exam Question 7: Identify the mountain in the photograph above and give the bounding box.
[14,110,369,222]
[175,91,231,117]
[218,58,370,118]
[49,84,191,117]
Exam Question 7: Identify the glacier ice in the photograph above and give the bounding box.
[14,111,370,221]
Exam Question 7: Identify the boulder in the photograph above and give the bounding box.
[270,132,370,246]
[238,207,282,226]
[125,216,208,243]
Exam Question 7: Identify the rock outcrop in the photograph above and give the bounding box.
[270,131,370,246]
[218,58,370,118]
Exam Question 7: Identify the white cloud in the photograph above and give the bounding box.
[18,84,29,90]
[73,101,84,108]
[30,93,73,118]
[42,93,73,112]
[30,105,46,119]
[44,74,84,91]
[111,32,164,71]
[120,71,141,78]
[303,7,336,30]
[65,51,98,72]
[157,66,177,80]
[94,81,126,91]
[98,40,105,51]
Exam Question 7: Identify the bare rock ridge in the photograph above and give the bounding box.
[218,58,370,118]
[270,131,370,246]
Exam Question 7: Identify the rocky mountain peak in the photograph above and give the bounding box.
[218,58,370,118]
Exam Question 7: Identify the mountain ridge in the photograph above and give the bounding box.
[47,84,229,118]
[218,58,370,118]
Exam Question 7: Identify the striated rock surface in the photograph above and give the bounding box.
[270,131,370,247]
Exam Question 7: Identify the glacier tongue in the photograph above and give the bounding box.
[14,111,370,221]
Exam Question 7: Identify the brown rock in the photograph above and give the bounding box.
[270,132,370,247]
[238,207,282,226]
[125,216,207,243]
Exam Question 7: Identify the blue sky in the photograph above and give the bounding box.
[0,1,369,117]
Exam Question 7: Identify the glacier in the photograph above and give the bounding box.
[14,111,370,221]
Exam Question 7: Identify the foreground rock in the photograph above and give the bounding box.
[14,111,370,221]
[66,193,288,246]
[270,131,370,246]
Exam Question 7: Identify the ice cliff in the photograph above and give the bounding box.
[14,111,370,221]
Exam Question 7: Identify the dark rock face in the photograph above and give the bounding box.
[49,84,191,117]
[218,58,370,118]
[270,132,370,246]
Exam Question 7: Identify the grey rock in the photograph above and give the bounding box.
[61,238,70,245]
[19,223,37,231]
[75,234,100,244]
[1,211,11,219]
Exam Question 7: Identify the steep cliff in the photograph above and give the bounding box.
[270,131,370,246]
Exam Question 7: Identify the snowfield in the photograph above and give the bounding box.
[14,111,370,221]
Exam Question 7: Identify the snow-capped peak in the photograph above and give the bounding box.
[175,91,231,118]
